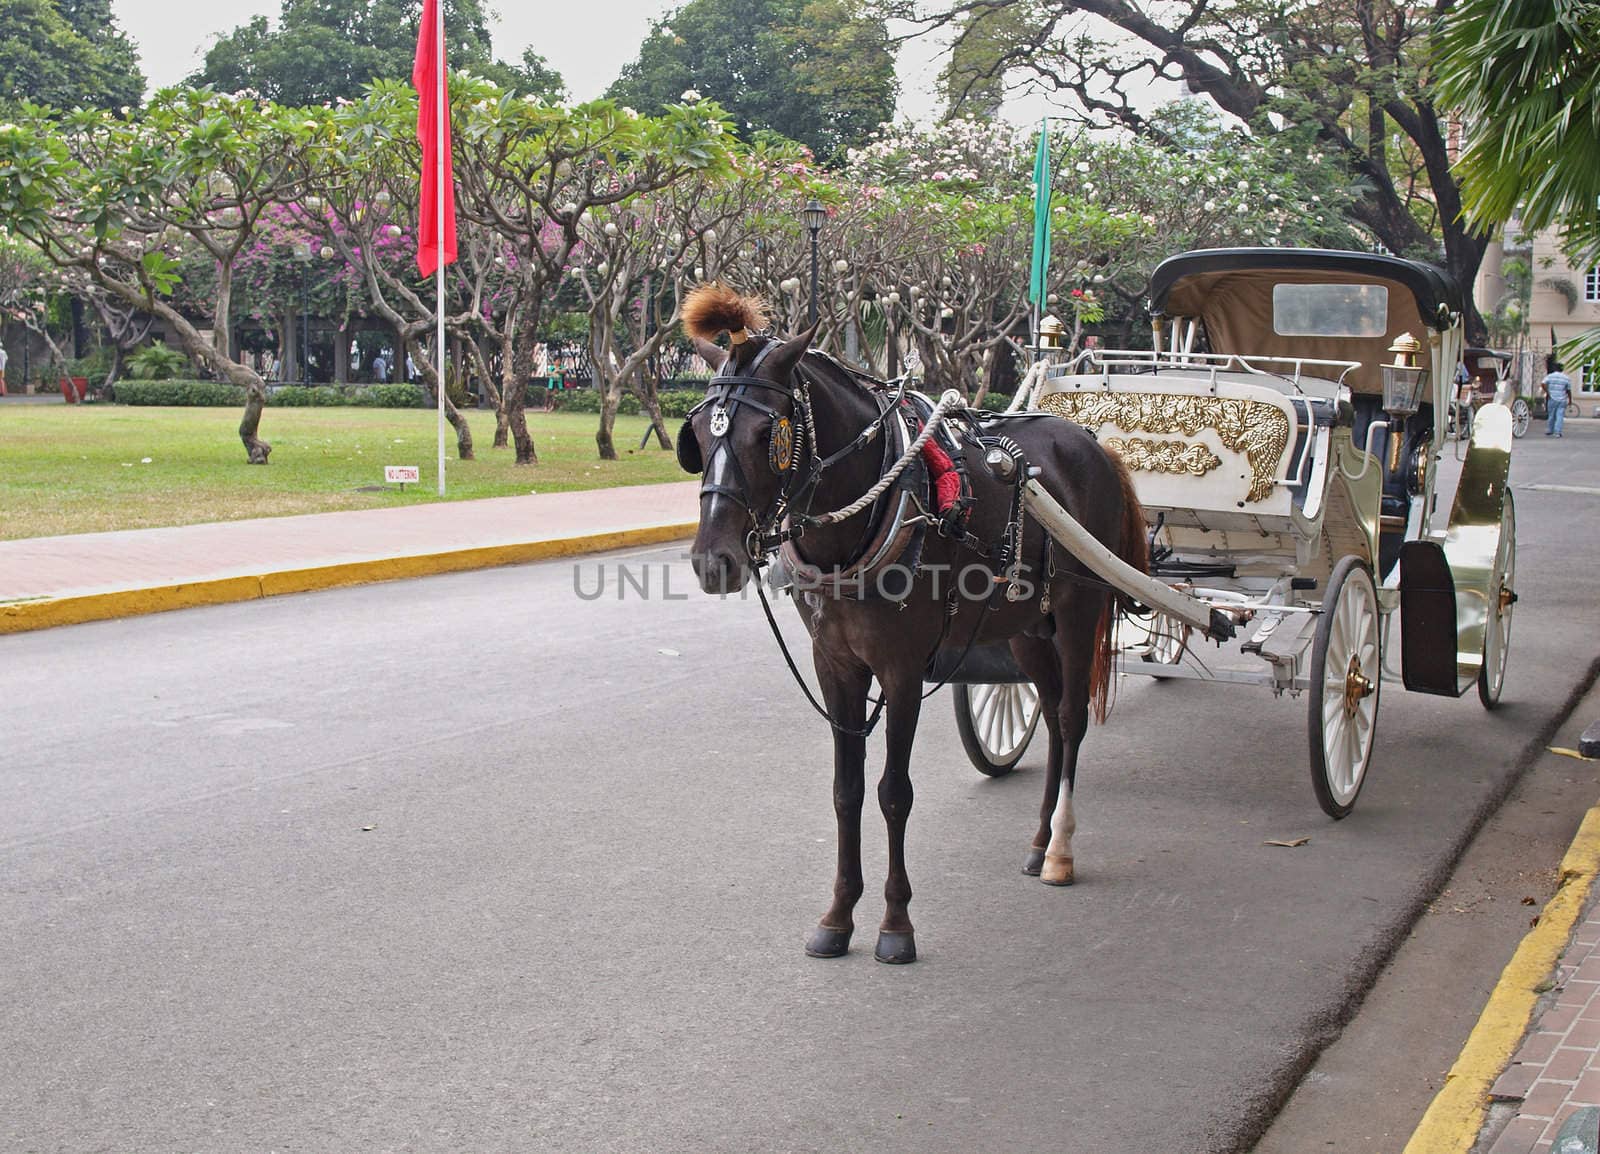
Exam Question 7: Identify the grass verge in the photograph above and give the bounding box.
[0,404,683,539]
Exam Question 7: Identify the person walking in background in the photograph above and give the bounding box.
[1543,361,1573,437]
[0,341,9,396]
[372,352,389,383]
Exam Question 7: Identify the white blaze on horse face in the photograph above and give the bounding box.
[1042,781,1076,885]
[701,438,741,530]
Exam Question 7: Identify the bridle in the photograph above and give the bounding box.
[678,343,915,564]
[677,340,816,559]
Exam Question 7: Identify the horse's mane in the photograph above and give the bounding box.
[683,283,768,342]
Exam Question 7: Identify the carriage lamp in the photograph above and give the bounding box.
[1038,314,1065,351]
[1382,332,1426,472]
[1382,333,1426,417]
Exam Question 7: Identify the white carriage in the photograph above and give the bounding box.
[952,248,1517,817]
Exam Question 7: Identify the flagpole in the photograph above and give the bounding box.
[434,4,446,497]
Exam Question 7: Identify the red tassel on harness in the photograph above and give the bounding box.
[921,437,961,514]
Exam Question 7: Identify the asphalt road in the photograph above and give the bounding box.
[3,424,1598,1153]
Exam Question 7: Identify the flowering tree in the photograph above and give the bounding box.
[315,82,484,459]
[572,143,805,457]
[452,85,735,464]
[0,89,319,462]
[0,233,73,380]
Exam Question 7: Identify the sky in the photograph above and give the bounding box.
[110,0,963,122]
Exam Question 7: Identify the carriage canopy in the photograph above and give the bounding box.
[1147,248,1464,395]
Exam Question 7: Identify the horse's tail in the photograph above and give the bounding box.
[1088,447,1149,723]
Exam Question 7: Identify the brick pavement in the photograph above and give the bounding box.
[0,480,700,603]
[1484,883,1600,1152]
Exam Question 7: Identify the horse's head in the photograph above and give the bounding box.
[677,284,816,593]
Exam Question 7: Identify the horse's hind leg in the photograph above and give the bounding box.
[873,665,925,964]
[1009,634,1065,877]
[1037,593,1107,886]
[805,652,871,959]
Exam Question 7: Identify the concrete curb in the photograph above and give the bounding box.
[0,522,697,635]
[1402,804,1600,1154]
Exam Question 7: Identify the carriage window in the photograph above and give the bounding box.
[1272,284,1390,337]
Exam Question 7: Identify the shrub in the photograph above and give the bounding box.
[658,389,706,418]
[273,385,346,407]
[114,379,248,406]
[126,344,191,381]
[65,347,115,384]
[351,383,427,408]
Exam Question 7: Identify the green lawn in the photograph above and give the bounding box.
[0,404,686,539]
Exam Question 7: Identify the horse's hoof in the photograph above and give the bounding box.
[874,930,917,964]
[805,925,852,958]
[1039,854,1075,887]
[1021,847,1046,875]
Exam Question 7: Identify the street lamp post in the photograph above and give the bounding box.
[293,243,312,384]
[802,200,825,327]
[293,243,335,384]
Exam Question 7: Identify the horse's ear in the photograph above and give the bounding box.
[692,337,727,373]
[763,322,819,381]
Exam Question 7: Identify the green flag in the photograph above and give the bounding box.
[1029,119,1051,311]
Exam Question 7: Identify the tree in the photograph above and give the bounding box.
[1434,0,1600,357]
[316,81,482,460]
[572,146,803,458]
[608,0,896,161]
[451,85,735,463]
[0,0,144,111]
[904,0,1493,337]
[0,90,324,463]
[191,0,564,106]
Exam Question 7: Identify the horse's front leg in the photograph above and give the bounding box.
[804,650,872,959]
[874,667,924,964]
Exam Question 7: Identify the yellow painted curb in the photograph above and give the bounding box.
[0,522,696,635]
[1402,804,1600,1154]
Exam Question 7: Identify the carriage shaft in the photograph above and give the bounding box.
[1020,479,1234,641]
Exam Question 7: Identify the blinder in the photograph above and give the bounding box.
[675,418,703,473]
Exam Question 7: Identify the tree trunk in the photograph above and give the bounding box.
[238,387,271,463]
[634,370,673,450]
[404,335,475,461]
[214,263,233,361]
[106,344,125,389]
[507,326,539,465]
[334,331,350,384]
[596,387,620,460]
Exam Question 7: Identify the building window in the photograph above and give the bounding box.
[1587,267,1600,302]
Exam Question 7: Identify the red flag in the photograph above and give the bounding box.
[412,0,456,276]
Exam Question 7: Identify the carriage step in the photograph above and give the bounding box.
[1241,612,1316,665]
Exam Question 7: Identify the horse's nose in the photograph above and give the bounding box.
[692,546,747,594]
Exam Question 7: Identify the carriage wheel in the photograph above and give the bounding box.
[1140,611,1190,668]
[1478,492,1517,709]
[953,682,1041,777]
[1308,557,1381,819]
[1510,398,1532,439]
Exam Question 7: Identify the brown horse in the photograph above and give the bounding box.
[677,285,1147,964]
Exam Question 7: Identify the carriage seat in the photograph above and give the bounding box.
[1039,374,1332,539]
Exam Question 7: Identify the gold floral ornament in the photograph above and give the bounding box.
[1104,437,1222,478]
[1041,392,1290,502]
[769,416,795,473]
